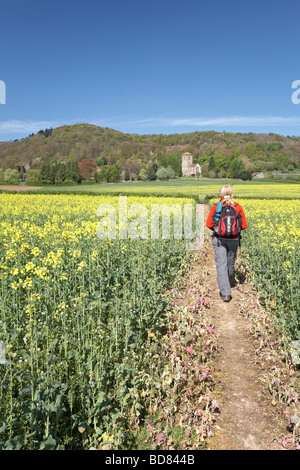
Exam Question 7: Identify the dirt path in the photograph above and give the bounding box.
[0,185,42,191]
[199,212,288,450]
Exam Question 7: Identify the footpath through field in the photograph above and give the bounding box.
[201,207,290,450]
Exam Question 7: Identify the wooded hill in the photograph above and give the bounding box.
[0,123,299,180]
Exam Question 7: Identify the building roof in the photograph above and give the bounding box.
[182,152,192,156]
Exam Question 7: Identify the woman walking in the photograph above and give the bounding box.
[206,185,248,302]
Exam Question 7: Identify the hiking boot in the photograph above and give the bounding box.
[229,274,236,287]
[222,295,232,302]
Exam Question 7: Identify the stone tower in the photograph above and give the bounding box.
[182,152,193,169]
[182,152,193,175]
[181,152,201,177]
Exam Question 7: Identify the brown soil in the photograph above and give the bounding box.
[0,185,42,191]
[200,207,288,450]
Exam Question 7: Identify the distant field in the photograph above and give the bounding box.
[21,177,300,199]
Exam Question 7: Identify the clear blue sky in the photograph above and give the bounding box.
[0,0,300,140]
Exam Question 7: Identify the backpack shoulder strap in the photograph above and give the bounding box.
[214,202,223,222]
[216,201,223,213]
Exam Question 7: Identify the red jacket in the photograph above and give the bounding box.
[206,199,248,239]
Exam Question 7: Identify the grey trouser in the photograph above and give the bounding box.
[212,236,239,296]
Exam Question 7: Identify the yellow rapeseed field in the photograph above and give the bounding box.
[0,193,196,450]
[233,198,299,339]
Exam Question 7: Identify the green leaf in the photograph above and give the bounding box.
[4,435,23,450]
[40,435,56,450]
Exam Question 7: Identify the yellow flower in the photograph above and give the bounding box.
[11,279,22,290]
[20,243,30,253]
[77,261,87,271]
[25,262,35,271]
[31,247,41,257]
[22,277,33,289]
[5,249,16,260]
[34,266,49,280]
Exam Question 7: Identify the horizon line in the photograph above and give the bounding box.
[0,115,300,141]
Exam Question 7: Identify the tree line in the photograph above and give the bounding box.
[1,124,299,178]
[1,123,300,184]
[1,153,298,185]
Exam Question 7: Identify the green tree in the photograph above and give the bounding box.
[4,168,20,184]
[48,165,56,184]
[156,167,169,180]
[167,153,181,176]
[166,166,176,179]
[228,158,245,178]
[95,156,107,166]
[108,164,122,182]
[66,161,82,183]
[146,165,157,181]
[56,163,67,182]
[214,153,232,174]
[139,168,148,181]
[235,170,252,180]
[39,163,51,182]
[97,166,110,182]
[201,163,209,177]
[97,164,121,183]
[243,143,257,159]
[157,154,168,168]
[208,155,215,171]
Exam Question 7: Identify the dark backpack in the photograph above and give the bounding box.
[213,202,242,238]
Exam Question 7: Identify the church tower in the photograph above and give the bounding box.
[182,152,193,169]
[182,152,193,175]
[181,152,201,177]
